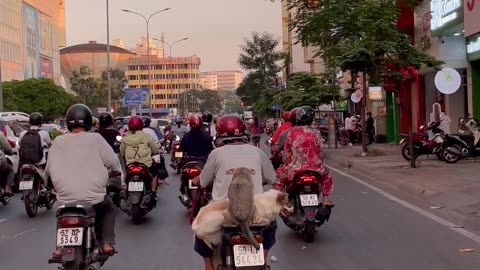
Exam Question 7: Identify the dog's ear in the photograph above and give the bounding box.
[276,191,289,205]
[250,169,256,175]
[225,168,237,175]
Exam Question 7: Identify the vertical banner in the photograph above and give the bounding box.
[39,13,53,58]
[22,3,40,79]
[40,57,53,79]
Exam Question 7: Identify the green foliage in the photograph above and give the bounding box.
[221,91,244,114]
[69,66,97,103]
[179,89,223,114]
[49,130,63,141]
[2,79,80,120]
[235,73,265,106]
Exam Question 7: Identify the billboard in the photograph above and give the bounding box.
[39,13,53,58]
[124,88,150,106]
[464,0,480,37]
[40,57,53,79]
[23,3,40,79]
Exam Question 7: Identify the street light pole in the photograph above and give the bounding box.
[106,0,111,113]
[0,57,3,112]
[122,8,171,117]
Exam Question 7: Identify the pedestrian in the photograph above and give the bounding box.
[345,113,355,145]
[366,112,375,144]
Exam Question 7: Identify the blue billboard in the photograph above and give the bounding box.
[124,88,150,106]
[22,3,40,79]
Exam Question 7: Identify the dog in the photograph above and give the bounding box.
[192,189,292,249]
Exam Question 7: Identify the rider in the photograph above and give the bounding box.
[273,106,334,207]
[141,116,159,145]
[120,116,160,193]
[271,111,291,152]
[18,112,52,169]
[46,104,120,257]
[96,112,120,150]
[192,115,276,270]
[273,108,298,157]
[143,116,165,142]
[0,132,14,196]
[201,112,215,139]
[90,116,99,133]
[249,116,262,147]
[172,117,189,140]
[142,116,169,185]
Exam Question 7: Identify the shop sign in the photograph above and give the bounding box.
[434,68,461,94]
[368,86,383,100]
[464,0,480,37]
[430,0,463,37]
[467,34,480,61]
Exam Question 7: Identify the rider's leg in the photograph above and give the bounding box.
[194,236,214,270]
[94,195,116,253]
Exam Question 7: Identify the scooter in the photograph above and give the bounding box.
[441,119,480,163]
[18,163,55,217]
[399,123,445,161]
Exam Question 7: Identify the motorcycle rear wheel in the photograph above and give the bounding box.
[131,204,143,224]
[24,190,39,218]
[304,220,316,243]
[64,262,83,270]
[442,146,462,164]
[401,144,413,161]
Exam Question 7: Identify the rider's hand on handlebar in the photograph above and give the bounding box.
[191,176,200,187]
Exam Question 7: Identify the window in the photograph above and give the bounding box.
[140,75,149,80]
[154,65,163,70]
[139,65,148,71]
[128,75,138,80]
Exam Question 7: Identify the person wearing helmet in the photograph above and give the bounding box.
[249,116,263,147]
[273,106,333,208]
[90,116,99,133]
[273,108,298,157]
[0,132,15,196]
[96,112,120,150]
[191,114,276,270]
[141,116,169,185]
[46,104,121,257]
[172,116,189,140]
[271,111,292,151]
[201,112,215,139]
[18,112,52,169]
[120,116,160,194]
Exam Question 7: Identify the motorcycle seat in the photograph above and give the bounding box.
[56,202,96,218]
[222,223,269,234]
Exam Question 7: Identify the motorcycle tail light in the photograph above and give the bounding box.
[300,175,315,183]
[307,211,314,217]
[187,168,201,178]
[129,166,143,173]
[21,167,35,173]
[65,248,73,255]
[174,145,180,150]
[59,217,84,227]
[231,234,264,244]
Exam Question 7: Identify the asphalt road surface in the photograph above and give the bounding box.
[1,150,480,269]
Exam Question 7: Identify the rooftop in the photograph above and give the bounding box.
[60,41,135,55]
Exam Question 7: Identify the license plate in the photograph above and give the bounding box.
[128,182,144,192]
[399,139,406,145]
[188,179,198,190]
[175,152,183,158]
[233,244,265,267]
[19,180,34,191]
[300,194,319,206]
[56,228,84,247]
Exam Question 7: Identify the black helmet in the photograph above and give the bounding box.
[296,106,315,125]
[66,104,93,131]
[142,116,152,128]
[29,112,43,126]
[202,112,213,124]
[98,112,114,128]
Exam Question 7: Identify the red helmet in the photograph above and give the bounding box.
[282,111,291,121]
[216,115,246,139]
[128,116,144,131]
[189,114,203,128]
[289,108,299,124]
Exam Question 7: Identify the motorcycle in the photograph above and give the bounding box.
[0,181,12,205]
[170,135,182,174]
[399,124,445,161]
[440,119,480,164]
[213,224,270,270]
[178,158,205,209]
[18,164,55,217]
[281,170,333,242]
[48,203,114,270]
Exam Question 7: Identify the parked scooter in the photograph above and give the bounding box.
[18,164,55,217]
[441,119,480,163]
[400,123,445,161]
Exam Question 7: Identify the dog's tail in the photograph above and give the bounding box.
[240,221,260,250]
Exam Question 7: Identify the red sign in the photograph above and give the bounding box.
[465,0,480,37]
[39,57,53,79]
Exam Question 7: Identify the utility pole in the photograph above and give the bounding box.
[106,0,111,113]
[0,57,3,112]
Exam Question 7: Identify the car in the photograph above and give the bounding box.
[40,123,62,133]
[152,118,171,131]
[0,116,26,183]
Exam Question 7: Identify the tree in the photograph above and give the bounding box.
[289,0,442,154]
[69,66,97,104]
[2,79,80,120]
[100,68,128,107]
[179,89,223,114]
[221,90,244,115]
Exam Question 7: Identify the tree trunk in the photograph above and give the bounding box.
[361,73,368,153]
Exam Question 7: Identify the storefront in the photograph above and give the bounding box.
[464,0,480,120]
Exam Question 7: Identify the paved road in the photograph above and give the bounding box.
[1,152,480,269]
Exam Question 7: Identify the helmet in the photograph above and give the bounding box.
[174,117,183,123]
[98,112,114,128]
[189,114,203,128]
[92,117,98,126]
[128,116,144,131]
[282,111,291,122]
[142,116,152,128]
[202,112,213,124]
[289,107,299,125]
[216,115,246,139]
[66,104,93,131]
[296,106,315,125]
[29,112,43,126]
[247,119,254,125]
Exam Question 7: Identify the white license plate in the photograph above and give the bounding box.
[19,180,34,191]
[233,244,265,267]
[56,228,84,247]
[175,152,183,158]
[128,182,144,192]
[300,194,319,207]
[188,179,198,190]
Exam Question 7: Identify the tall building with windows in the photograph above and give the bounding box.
[200,73,218,90]
[0,0,66,84]
[200,71,242,90]
[130,37,164,58]
[126,56,201,110]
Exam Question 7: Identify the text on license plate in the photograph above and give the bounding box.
[128,182,144,192]
[19,181,34,190]
[300,194,319,206]
[56,228,84,247]
[175,152,183,158]
[188,179,198,190]
[233,244,264,267]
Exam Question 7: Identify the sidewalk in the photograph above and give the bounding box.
[324,143,480,231]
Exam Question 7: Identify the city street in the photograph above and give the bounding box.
[1,153,480,270]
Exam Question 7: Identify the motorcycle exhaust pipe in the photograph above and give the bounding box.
[39,189,47,197]
[86,262,101,270]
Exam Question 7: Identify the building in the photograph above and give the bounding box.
[130,37,164,58]
[112,39,126,49]
[60,41,135,91]
[200,73,218,90]
[126,55,201,113]
[200,71,242,90]
[0,0,66,84]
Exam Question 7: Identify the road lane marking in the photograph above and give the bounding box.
[1,229,37,240]
[0,219,6,223]
[327,165,480,245]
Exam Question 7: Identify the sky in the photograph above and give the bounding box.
[65,0,282,72]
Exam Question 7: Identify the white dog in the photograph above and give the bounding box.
[192,189,292,249]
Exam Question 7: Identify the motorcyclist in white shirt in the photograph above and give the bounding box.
[18,112,52,169]
[171,117,189,140]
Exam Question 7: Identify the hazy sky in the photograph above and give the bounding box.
[65,0,282,72]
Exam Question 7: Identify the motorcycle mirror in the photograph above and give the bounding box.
[420,125,425,130]
[116,135,123,142]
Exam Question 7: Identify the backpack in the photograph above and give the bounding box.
[19,129,43,163]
